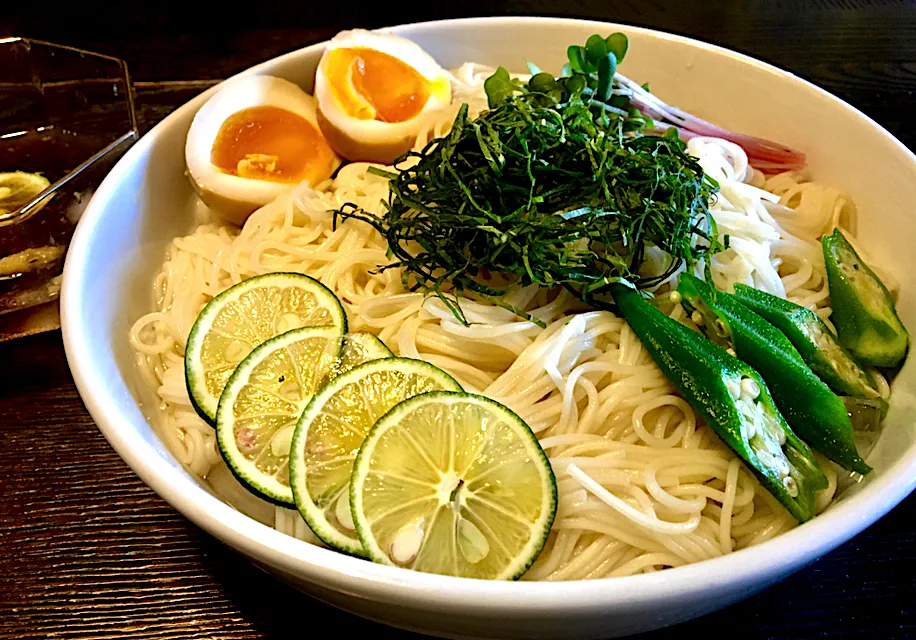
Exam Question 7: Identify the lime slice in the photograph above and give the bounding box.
[0,171,51,216]
[289,358,462,555]
[329,332,392,379]
[216,325,344,505]
[350,391,557,579]
[185,272,346,424]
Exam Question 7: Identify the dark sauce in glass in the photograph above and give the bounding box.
[0,125,110,313]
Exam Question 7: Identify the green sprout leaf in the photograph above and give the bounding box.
[596,54,617,102]
[564,74,587,95]
[606,33,629,63]
[529,72,563,94]
[484,66,518,108]
[567,45,587,73]
[585,34,609,67]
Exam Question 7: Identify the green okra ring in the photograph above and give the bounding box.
[822,228,908,368]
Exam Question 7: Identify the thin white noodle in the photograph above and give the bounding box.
[718,458,741,554]
[567,464,701,535]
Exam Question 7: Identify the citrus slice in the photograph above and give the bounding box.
[328,332,392,378]
[350,391,557,580]
[0,171,51,216]
[289,358,462,555]
[185,272,346,424]
[216,325,344,505]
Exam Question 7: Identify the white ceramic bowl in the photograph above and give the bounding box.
[61,17,916,639]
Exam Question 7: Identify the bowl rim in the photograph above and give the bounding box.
[62,15,916,613]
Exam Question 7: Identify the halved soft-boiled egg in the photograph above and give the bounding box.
[315,30,452,164]
[185,75,341,225]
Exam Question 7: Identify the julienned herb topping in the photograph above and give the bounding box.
[335,33,723,326]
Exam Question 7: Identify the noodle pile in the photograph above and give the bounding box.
[129,64,884,579]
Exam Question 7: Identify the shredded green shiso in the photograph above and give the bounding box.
[335,33,723,326]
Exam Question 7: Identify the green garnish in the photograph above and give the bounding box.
[335,34,722,326]
[483,67,522,108]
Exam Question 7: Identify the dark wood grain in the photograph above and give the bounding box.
[1,2,915,638]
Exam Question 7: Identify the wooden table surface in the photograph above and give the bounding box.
[1,2,915,638]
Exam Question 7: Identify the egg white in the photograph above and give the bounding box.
[185,75,340,225]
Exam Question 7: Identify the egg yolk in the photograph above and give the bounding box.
[325,47,431,123]
[211,106,337,184]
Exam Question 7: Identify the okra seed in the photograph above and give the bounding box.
[726,380,741,400]
[669,291,682,304]
[740,377,760,399]
[714,318,729,337]
[775,425,786,446]
[691,310,704,326]
[737,400,756,421]
[783,476,798,498]
[727,347,737,357]
[741,416,757,440]
[762,413,787,446]
[764,445,791,475]
[756,449,777,468]
[774,455,790,476]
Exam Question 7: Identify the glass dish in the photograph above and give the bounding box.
[0,37,138,332]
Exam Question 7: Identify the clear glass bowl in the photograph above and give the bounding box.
[0,37,138,318]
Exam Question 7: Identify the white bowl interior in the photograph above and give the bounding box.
[62,17,916,640]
